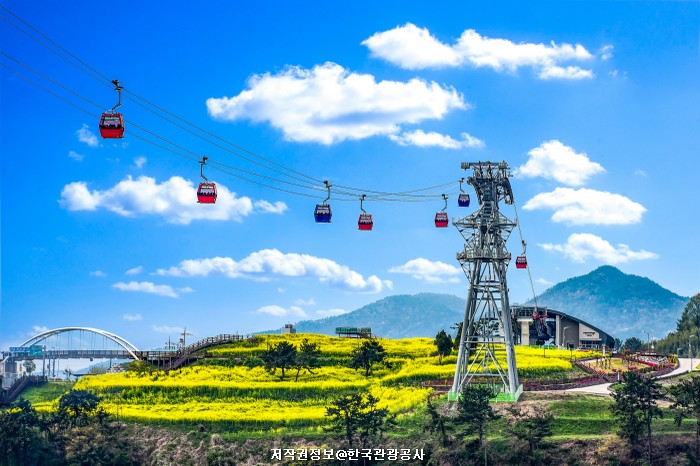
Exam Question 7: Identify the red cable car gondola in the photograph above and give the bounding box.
[315,180,332,223]
[197,156,217,204]
[100,80,125,139]
[357,195,373,231]
[435,194,449,228]
[99,113,125,138]
[358,214,373,230]
[197,182,217,204]
[515,256,527,269]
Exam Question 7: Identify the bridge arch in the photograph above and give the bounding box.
[19,327,141,360]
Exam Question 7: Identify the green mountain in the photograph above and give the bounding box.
[263,266,688,341]
[525,265,689,340]
[284,293,465,339]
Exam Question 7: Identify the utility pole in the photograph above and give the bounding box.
[690,335,697,372]
[450,161,520,401]
[179,327,192,349]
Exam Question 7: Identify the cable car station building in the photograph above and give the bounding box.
[512,306,616,349]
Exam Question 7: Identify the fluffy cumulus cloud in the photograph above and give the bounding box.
[517,140,605,186]
[540,233,658,264]
[32,325,50,335]
[151,325,183,334]
[156,248,392,293]
[122,313,142,321]
[59,176,287,225]
[112,281,181,298]
[523,188,646,226]
[206,62,466,145]
[388,130,484,149]
[125,266,143,276]
[133,156,147,169]
[68,150,84,161]
[90,270,106,277]
[315,308,349,318]
[76,124,99,147]
[256,305,307,317]
[362,24,598,79]
[389,258,461,284]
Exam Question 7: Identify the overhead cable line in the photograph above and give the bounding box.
[1,4,464,202]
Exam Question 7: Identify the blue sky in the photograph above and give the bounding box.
[2,1,699,350]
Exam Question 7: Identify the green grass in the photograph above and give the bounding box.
[20,381,74,404]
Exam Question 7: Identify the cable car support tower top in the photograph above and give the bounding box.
[449,161,521,401]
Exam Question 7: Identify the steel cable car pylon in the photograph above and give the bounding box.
[99,79,125,138]
[449,161,521,402]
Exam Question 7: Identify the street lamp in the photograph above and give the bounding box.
[690,335,697,372]
[562,326,572,359]
[644,330,651,353]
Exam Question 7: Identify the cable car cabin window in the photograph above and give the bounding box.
[314,204,332,223]
[197,182,217,204]
[434,212,449,228]
[458,193,470,207]
[99,113,124,138]
[358,214,373,231]
[515,256,527,269]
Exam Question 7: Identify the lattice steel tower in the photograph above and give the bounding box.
[449,161,521,401]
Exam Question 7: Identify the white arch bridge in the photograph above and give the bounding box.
[1,326,247,373]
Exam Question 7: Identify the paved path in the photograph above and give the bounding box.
[563,358,694,395]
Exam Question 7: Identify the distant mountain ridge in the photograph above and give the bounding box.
[525,265,688,340]
[263,267,688,341]
[276,293,465,339]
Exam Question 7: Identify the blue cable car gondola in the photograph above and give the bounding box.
[458,178,470,207]
[315,180,332,223]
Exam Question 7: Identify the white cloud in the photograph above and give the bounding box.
[315,308,349,318]
[122,313,142,321]
[59,175,287,225]
[151,325,183,334]
[523,188,646,225]
[178,286,194,294]
[112,281,180,298]
[388,130,484,149]
[634,169,647,177]
[206,62,466,145]
[534,278,554,287]
[517,140,605,186]
[156,248,392,293]
[294,298,316,306]
[133,156,147,169]
[68,150,84,161]
[254,200,288,214]
[540,233,658,264]
[32,325,49,335]
[256,305,307,317]
[389,257,461,284]
[363,24,598,79]
[600,45,614,61]
[125,266,143,276]
[90,270,106,277]
[76,124,99,147]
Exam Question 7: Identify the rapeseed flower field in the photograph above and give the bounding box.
[68,334,599,427]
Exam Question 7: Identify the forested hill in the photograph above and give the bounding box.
[526,265,688,340]
[279,293,465,339]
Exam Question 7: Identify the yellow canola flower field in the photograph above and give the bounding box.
[71,335,599,426]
